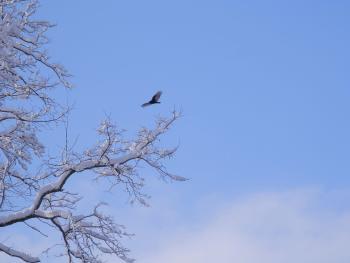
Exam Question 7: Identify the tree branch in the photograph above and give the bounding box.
[0,242,40,263]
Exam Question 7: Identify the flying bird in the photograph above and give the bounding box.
[141,91,162,107]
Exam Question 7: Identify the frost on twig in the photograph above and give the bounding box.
[0,242,40,263]
[0,110,182,263]
[0,1,184,262]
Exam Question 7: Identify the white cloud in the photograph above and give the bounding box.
[2,188,350,263]
[142,189,350,263]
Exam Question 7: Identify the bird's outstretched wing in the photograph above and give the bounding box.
[151,91,162,102]
[141,102,152,107]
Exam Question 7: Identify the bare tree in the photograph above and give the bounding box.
[0,1,185,262]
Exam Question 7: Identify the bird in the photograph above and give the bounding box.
[141,91,162,107]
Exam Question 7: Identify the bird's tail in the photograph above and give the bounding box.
[141,102,151,107]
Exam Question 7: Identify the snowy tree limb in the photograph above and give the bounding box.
[0,111,182,262]
[0,242,40,263]
[0,0,184,262]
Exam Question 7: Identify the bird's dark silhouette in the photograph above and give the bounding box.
[141,91,162,107]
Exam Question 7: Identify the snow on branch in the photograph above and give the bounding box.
[0,0,71,215]
[0,1,184,262]
[0,110,183,262]
[0,242,40,263]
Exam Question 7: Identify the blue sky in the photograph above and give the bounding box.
[2,1,350,262]
[39,0,350,195]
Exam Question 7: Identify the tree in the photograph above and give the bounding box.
[0,1,184,262]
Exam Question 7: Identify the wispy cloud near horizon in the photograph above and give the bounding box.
[1,188,350,263]
[141,188,350,263]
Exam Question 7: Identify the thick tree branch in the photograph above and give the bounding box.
[0,242,40,263]
[0,1,183,262]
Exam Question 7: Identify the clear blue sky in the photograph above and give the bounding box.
[40,0,350,192]
[11,1,350,262]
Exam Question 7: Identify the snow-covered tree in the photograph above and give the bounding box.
[0,1,184,262]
